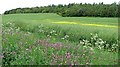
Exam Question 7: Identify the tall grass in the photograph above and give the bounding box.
[3,13,118,42]
[2,21,118,65]
[2,13,118,65]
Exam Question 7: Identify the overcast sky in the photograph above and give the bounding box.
[0,0,119,14]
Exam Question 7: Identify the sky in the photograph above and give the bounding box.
[0,0,119,14]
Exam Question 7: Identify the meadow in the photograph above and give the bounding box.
[2,13,118,65]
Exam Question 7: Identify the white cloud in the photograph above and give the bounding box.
[0,0,119,14]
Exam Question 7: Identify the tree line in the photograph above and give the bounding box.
[4,2,119,17]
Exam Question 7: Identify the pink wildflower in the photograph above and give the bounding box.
[53,44,57,49]
[66,52,71,59]
[0,55,4,58]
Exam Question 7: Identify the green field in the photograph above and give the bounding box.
[2,13,118,65]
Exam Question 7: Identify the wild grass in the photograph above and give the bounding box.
[2,13,118,42]
[2,13,118,65]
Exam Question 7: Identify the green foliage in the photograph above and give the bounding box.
[4,2,118,17]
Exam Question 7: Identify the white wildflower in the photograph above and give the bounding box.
[61,38,65,40]
[26,49,29,50]
[80,41,84,45]
[90,47,94,51]
[55,34,57,35]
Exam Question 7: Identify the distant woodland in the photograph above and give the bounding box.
[4,2,119,17]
